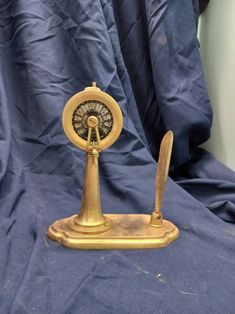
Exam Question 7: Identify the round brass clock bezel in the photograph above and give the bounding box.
[62,86,123,151]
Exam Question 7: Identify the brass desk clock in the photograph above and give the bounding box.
[48,83,179,249]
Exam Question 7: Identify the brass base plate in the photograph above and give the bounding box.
[48,214,179,249]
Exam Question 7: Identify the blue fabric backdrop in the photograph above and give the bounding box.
[0,0,235,313]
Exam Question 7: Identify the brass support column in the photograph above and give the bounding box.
[73,148,111,233]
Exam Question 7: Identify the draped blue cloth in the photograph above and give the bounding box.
[0,0,235,313]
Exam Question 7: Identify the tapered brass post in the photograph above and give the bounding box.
[73,148,111,233]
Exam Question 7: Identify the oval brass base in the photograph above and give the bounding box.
[47,214,179,249]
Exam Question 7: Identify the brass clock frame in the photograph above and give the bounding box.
[47,83,179,249]
[62,83,123,152]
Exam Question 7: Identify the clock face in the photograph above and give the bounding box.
[72,100,114,141]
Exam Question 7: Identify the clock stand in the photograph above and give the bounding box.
[47,83,179,249]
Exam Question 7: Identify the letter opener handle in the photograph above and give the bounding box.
[150,131,174,227]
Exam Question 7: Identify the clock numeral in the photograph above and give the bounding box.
[77,129,84,136]
[84,104,90,111]
[103,114,111,121]
[101,108,108,115]
[102,127,109,135]
[76,109,84,116]
[73,115,82,122]
[104,121,112,127]
[90,103,96,110]
[95,103,102,112]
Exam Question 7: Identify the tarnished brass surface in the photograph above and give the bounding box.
[48,214,179,249]
[47,83,179,249]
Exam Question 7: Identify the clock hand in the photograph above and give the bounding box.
[87,116,101,151]
[94,125,101,147]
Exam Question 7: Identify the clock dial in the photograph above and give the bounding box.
[72,100,113,141]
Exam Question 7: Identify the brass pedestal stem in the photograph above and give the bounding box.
[73,149,111,233]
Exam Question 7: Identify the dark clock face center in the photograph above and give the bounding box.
[72,100,114,140]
